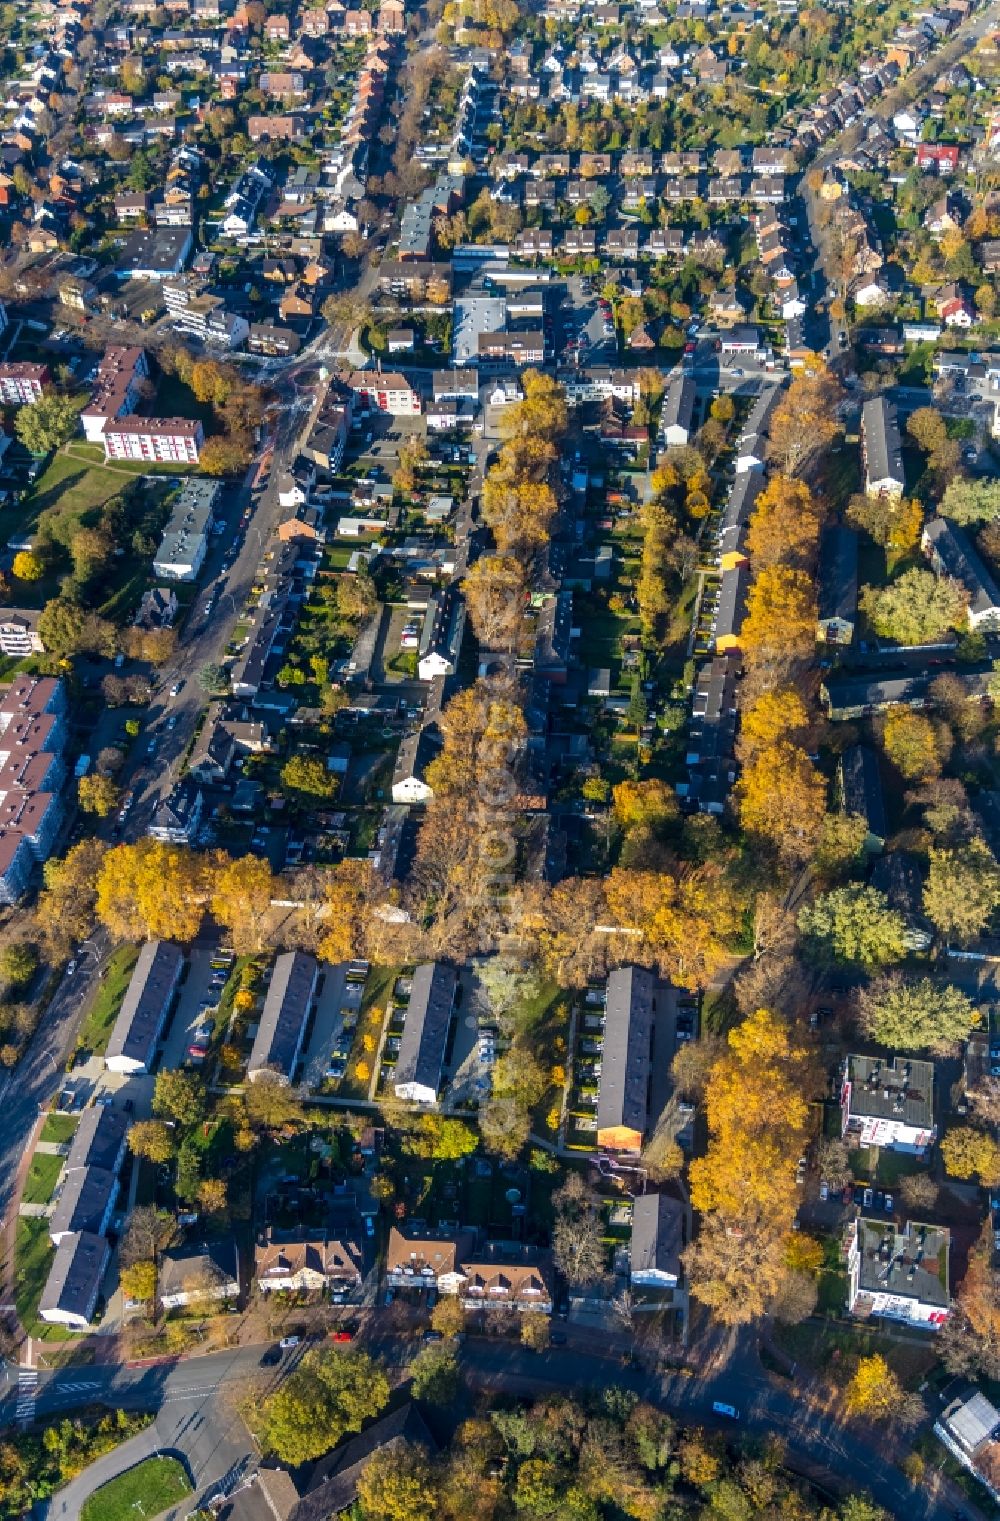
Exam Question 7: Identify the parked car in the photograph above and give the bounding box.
[279,1335,302,1350]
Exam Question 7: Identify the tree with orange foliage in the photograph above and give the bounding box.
[684,1008,816,1323]
[737,687,810,763]
[741,566,817,666]
[745,476,823,569]
[604,864,744,989]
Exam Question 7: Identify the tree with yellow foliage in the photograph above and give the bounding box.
[498,371,568,444]
[736,742,827,863]
[210,853,274,953]
[611,778,678,832]
[462,555,526,652]
[745,476,823,569]
[880,709,950,782]
[96,839,205,942]
[844,1355,920,1426]
[768,359,842,476]
[685,1008,817,1322]
[604,864,744,989]
[741,566,817,667]
[737,687,810,763]
[316,859,377,964]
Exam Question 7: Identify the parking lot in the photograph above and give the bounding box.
[299,963,351,1089]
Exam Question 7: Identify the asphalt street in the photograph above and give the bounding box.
[0,1327,974,1521]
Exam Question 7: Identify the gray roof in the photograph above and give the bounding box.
[818,524,858,627]
[945,1391,1000,1454]
[294,1403,436,1521]
[597,965,654,1139]
[106,940,184,1071]
[65,1105,128,1176]
[394,962,456,1098]
[630,1191,684,1278]
[661,372,695,434]
[845,1054,935,1130]
[854,1217,949,1308]
[248,951,317,1079]
[862,395,904,488]
[38,1231,108,1322]
[714,562,749,644]
[158,1238,238,1300]
[50,1164,117,1240]
[718,470,762,555]
[923,516,1000,619]
[154,478,219,571]
[840,744,886,842]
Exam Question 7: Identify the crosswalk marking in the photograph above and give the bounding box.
[16,1367,37,1423]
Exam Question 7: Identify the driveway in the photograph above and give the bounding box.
[158,945,222,1075]
[299,963,350,1091]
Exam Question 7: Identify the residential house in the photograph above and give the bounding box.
[38,1232,109,1331]
[847,1217,949,1327]
[629,1192,685,1295]
[393,962,457,1104]
[255,1228,362,1294]
[923,516,1000,630]
[861,396,905,496]
[158,1240,239,1309]
[840,744,887,854]
[147,778,204,845]
[660,373,695,447]
[841,1054,936,1153]
[105,939,185,1075]
[247,950,318,1083]
[596,965,655,1156]
[817,524,859,644]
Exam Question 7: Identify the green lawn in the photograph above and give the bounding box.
[39,1113,78,1146]
[22,1152,63,1205]
[80,1457,192,1521]
[14,1216,55,1328]
[75,946,140,1059]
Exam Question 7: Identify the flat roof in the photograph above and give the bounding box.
[845,1054,935,1129]
[854,1217,949,1307]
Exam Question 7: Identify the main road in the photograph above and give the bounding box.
[0,1327,976,1521]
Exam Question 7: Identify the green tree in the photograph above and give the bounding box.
[152,1069,206,1126]
[198,663,226,694]
[258,1349,391,1466]
[940,477,1000,525]
[408,1342,460,1404]
[924,838,1000,944]
[14,394,79,455]
[860,568,968,645]
[0,942,37,989]
[858,974,975,1054]
[798,885,907,967]
[280,754,338,805]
